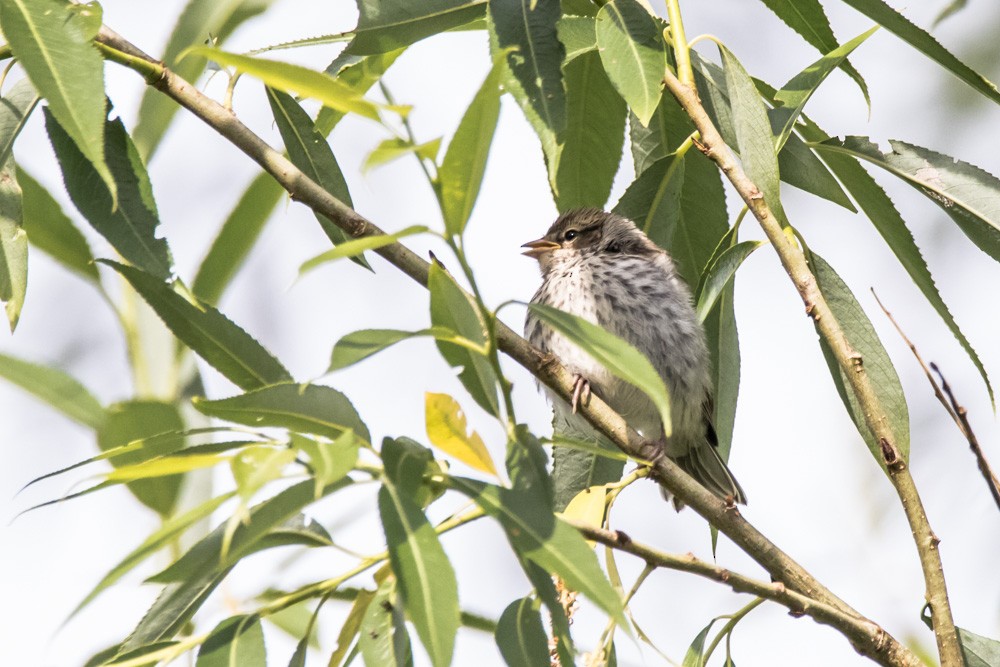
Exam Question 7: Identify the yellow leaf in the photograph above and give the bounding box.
[559,485,609,546]
[425,392,498,476]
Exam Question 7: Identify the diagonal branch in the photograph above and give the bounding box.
[92,25,919,667]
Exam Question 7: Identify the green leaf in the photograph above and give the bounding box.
[0,0,115,201]
[230,444,297,500]
[520,559,574,667]
[0,77,39,166]
[133,0,277,158]
[299,225,428,276]
[956,626,1000,667]
[189,47,383,120]
[382,436,436,500]
[363,137,442,173]
[551,415,624,512]
[328,588,376,667]
[192,172,284,305]
[0,156,25,331]
[506,424,553,505]
[106,452,231,482]
[425,392,498,475]
[347,0,486,55]
[495,597,549,667]
[681,619,716,667]
[46,110,174,281]
[439,65,502,235]
[102,261,292,391]
[0,351,105,428]
[808,252,910,470]
[554,50,626,212]
[838,0,1000,106]
[614,153,684,246]
[17,167,98,283]
[490,0,566,137]
[526,302,672,435]
[266,85,369,269]
[193,382,371,444]
[558,15,597,63]
[772,26,879,150]
[932,0,968,28]
[718,44,788,226]
[378,481,459,667]
[428,263,500,417]
[294,431,358,499]
[315,50,403,135]
[452,477,625,625]
[695,241,765,322]
[196,616,266,667]
[756,0,870,107]
[814,137,1000,265]
[97,400,187,516]
[595,0,666,126]
[359,577,414,667]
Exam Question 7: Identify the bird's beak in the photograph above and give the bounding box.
[521,238,560,259]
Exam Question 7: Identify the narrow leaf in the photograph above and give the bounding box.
[363,137,441,173]
[347,0,486,55]
[315,49,403,135]
[595,0,666,126]
[359,577,413,667]
[495,597,550,667]
[299,225,428,275]
[196,616,266,667]
[0,157,25,331]
[695,241,764,322]
[0,352,105,428]
[328,589,376,667]
[681,620,716,667]
[425,392,498,475]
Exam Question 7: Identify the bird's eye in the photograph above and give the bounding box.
[564,229,578,241]
[605,242,620,253]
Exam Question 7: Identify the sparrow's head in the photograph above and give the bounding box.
[522,208,659,272]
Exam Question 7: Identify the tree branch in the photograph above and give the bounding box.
[93,25,920,667]
[660,55,960,667]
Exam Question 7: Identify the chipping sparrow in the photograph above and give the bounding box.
[523,208,746,506]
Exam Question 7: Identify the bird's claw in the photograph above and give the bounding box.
[571,374,591,413]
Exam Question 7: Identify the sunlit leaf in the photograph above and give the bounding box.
[558,15,596,63]
[363,137,441,173]
[0,351,104,428]
[328,588,376,667]
[425,392,498,475]
[347,0,486,55]
[595,0,665,126]
[560,485,609,542]
[195,615,265,667]
[230,445,297,500]
[294,431,358,499]
[299,225,428,275]
[359,577,413,667]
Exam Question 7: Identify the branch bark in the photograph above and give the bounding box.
[92,25,921,667]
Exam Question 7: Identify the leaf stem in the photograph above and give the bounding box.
[665,0,694,86]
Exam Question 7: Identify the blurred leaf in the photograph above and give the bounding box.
[756,0,869,106]
[46,111,174,280]
[695,241,764,322]
[561,485,608,539]
[681,619,716,667]
[194,382,371,444]
[425,392,498,475]
[192,172,284,305]
[614,153,684,246]
[0,77,39,165]
[932,0,968,28]
[558,15,596,63]
[359,577,414,667]
[97,400,186,515]
[815,137,1000,265]
[490,0,566,137]
[526,302,672,435]
[554,50,626,212]
[452,477,625,625]
[316,50,403,135]
[300,225,428,276]
[382,436,436,501]
[718,44,788,226]
[103,261,292,391]
[269,599,320,657]
[809,252,910,470]
[595,0,665,126]
[17,167,99,283]
[230,444,297,500]
[838,0,1000,106]
[378,479,459,667]
[347,0,486,55]
[188,47,382,120]
[328,327,440,371]
[133,0,277,157]
[363,137,441,173]
[428,262,500,417]
[957,627,1000,667]
[0,0,115,200]
[196,615,265,667]
[506,423,553,504]
[0,158,25,331]
[0,351,105,427]
[551,426,625,513]
[294,431,358,499]
[265,86,370,268]
[328,588,376,667]
[439,65,502,236]
[495,597,549,667]
[106,452,230,481]
[521,559,574,667]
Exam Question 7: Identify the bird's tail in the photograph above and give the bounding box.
[666,442,747,511]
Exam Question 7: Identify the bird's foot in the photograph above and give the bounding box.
[571,374,591,414]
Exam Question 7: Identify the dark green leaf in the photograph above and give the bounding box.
[681,619,716,667]
[103,261,292,391]
[428,263,500,416]
[695,241,764,322]
[347,0,486,55]
[558,15,596,63]
[378,481,459,667]
[0,156,25,331]
[490,0,566,138]
[17,167,99,282]
[554,50,626,212]
[192,172,284,305]
[521,559,574,667]
[506,423,553,505]
[46,110,174,280]
[595,0,666,126]
[957,626,1000,667]
[0,0,115,200]
[495,597,549,667]
[552,431,625,512]
[359,577,414,667]
[838,0,1000,106]
[0,351,105,428]
[328,327,451,372]
[756,0,870,106]
[196,616,266,667]
[614,154,684,248]
[932,0,968,28]
[439,65,502,235]
[193,383,371,444]
[809,252,910,470]
[133,0,277,158]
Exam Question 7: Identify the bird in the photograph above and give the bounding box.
[523,208,746,507]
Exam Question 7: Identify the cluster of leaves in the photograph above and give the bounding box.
[2,0,1000,665]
